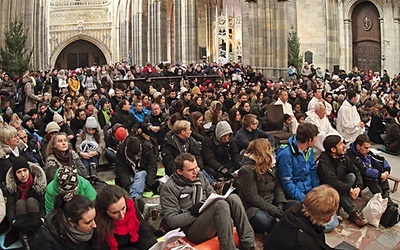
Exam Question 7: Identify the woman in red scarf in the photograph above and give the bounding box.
[4,156,47,248]
[94,185,157,250]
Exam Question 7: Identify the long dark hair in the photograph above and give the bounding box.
[94,185,130,245]
[53,193,94,236]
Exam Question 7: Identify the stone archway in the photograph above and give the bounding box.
[54,40,107,69]
[50,35,111,69]
[351,2,381,72]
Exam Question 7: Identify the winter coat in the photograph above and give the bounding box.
[75,127,106,160]
[276,136,319,201]
[238,156,287,219]
[31,211,93,250]
[317,152,363,195]
[23,75,41,113]
[5,162,46,222]
[347,143,391,181]
[235,127,275,153]
[161,131,203,176]
[45,150,88,184]
[0,143,35,191]
[115,135,158,190]
[68,77,80,96]
[201,128,241,174]
[264,203,333,250]
[45,170,96,213]
[111,109,139,134]
[160,172,214,230]
[385,118,400,152]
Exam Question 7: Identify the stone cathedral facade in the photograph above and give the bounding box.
[0,0,398,78]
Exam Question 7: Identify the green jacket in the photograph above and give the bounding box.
[45,170,96,213]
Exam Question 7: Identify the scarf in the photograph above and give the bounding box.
[64,215,94,244]
[172,173,203,204]
[53,149,74,166]
[106,199,140,250]
[18,173,34,200]
[49,106,63,115]
[101,107,111,124]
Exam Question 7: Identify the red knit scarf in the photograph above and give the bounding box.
[106,198,140,250]
[18,174,34,200]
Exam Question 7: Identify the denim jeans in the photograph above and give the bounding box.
[129,170,147,198]
[249,200,299,233]
[104,149,116,163]
[340,173,357,214]
[81,156,98,170]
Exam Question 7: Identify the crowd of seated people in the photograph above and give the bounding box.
[0,61,398,249]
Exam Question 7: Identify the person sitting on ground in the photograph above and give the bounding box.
[45,132,88,183]
[4,157,46,248]
[94,185,157,250]
[264,185,339,250]
[347,134,398,207]
[160,153,255,250]
[235,114,274,153]
[75,117,106,174]
[201,121,241,180]
[161,120,204,176]
[115,134,158,198]
[31,193,96,250]
[317,135,368,227]
[45,165,96,213]
[385,111,400,153]
[238,139,299,234]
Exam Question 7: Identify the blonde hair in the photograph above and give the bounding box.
[301,185,339,226]
[173,120,191,134]
[0,125,17,144]
[245,138,274,180]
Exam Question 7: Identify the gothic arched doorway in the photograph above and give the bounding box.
[352,2,381,72]
[55,40,107,69]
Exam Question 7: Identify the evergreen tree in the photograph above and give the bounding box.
[0,20,32,77]
[287,31,302,73]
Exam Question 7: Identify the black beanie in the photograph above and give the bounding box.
[12,157,29,175]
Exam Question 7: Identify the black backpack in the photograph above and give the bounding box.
[380,204,400,227]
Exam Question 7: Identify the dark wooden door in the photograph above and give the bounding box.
[352,2,381,72]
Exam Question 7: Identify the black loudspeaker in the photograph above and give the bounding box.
[333,65,340,75]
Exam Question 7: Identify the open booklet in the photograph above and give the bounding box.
[199,186,236,213]
[149,228,195,250]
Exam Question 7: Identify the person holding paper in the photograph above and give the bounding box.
[160,153,255,250]
[238,139,299,233]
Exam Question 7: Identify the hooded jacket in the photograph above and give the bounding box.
[264,203,333,250]
[276,136,319,201]
[201,125,241,174]
[5,162,46,222]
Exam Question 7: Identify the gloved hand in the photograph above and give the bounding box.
[277,203,285,211]
[273,209,284,219]
[190,202,204,217]
[219,166,232,178]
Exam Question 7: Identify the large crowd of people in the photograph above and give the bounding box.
[0,61,398,249]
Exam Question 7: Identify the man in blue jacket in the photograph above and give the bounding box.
[276,123,320,202]
[347,134,398,207]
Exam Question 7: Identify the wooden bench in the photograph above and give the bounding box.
[388,175,400,193]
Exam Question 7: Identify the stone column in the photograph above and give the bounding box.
[241,0,288,79]
[148,0,168,64]
[132,1,148,66]
[173,0,197,64]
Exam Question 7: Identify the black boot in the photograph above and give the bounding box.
[19,233,30,250]
[383,191,399,208]
[4,227,19,247]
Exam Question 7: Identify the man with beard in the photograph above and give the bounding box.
[317,135,368,227]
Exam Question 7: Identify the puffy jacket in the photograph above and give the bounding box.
[276,136,319,201]
[347,142,390,180]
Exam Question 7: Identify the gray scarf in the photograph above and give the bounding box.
[172,173,203,204]
[64,216,94,244]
